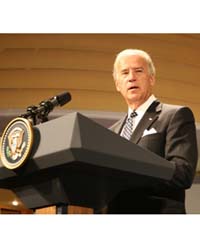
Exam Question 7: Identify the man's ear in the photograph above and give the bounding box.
[150,75,155,87]
[115,80,121,92]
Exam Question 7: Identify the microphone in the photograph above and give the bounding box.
[21,92,72,122]
[38,92,71,115]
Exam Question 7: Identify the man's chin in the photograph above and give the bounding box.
[127,94,140,103]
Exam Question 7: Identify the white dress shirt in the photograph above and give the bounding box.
[122,95,157,135]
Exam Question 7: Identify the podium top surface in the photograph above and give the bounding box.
[0,112,175,182]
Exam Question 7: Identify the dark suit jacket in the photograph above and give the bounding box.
[107,100,198,214]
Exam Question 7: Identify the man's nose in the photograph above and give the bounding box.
[128,71,136,81]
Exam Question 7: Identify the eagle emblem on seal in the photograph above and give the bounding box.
[7,127,26,160]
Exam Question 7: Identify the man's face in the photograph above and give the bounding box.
[115,54,155,109]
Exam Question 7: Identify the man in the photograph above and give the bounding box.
[107,49,198,214]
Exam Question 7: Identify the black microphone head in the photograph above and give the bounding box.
[57,92,71,106]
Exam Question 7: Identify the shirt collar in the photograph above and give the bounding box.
[128,94,157,117]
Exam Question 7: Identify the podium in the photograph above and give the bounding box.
[0,112,175,213]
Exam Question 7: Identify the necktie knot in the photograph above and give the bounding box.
[130,111,137,118]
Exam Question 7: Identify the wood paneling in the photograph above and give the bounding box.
[0,203,33,214]
[0,49,113,71]
[0,33,198,119]
[0,87,198,120]
[35,206,56,214]
[0,34,199,122]
[0,48,199,85]
[67,206,93,214]
[0,88,126,112]
[0,69,113,90]
[34,205,93,214]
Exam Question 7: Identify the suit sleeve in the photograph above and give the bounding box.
[165,107,198,189]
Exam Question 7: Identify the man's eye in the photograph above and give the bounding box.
[135,69,143,73]
[121,71,128,75]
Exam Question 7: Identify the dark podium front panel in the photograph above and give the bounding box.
[0,112,175,210]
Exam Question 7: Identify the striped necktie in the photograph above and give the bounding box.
[121,111,137,140]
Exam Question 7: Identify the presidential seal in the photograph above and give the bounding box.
[0,117,33,169]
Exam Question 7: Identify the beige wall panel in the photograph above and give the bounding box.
[0,88,74,109]
[0,34,199,122]
[155,60,199,86]
[0,69,114,91]
[0,34,199,68]
[154,78,200,104]
[0,48,114,71]
[145,34,200,50]
[0,88,199,122]
[1,71,199,109]
[0,68,200,107]
[0,34,200,65]
[0,49,199,86]
[136,34,200,66]
[0,34,200,60]
[0,88,126,110]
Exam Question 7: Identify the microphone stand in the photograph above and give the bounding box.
[21,103,51,125]
[21,106,38,125]
[20,92,71,125]
[36,100,53,124]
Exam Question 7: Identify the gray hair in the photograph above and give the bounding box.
[113,49,156,80]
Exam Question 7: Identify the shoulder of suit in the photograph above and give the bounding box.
[161,103,195,120]
[162,103,192,112]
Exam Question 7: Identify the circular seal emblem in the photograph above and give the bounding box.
[0,117,33,169]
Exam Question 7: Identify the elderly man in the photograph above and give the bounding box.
[107,49,198,214]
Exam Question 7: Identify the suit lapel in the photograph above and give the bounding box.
[111,115,127,134]
[131,100,162,144]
